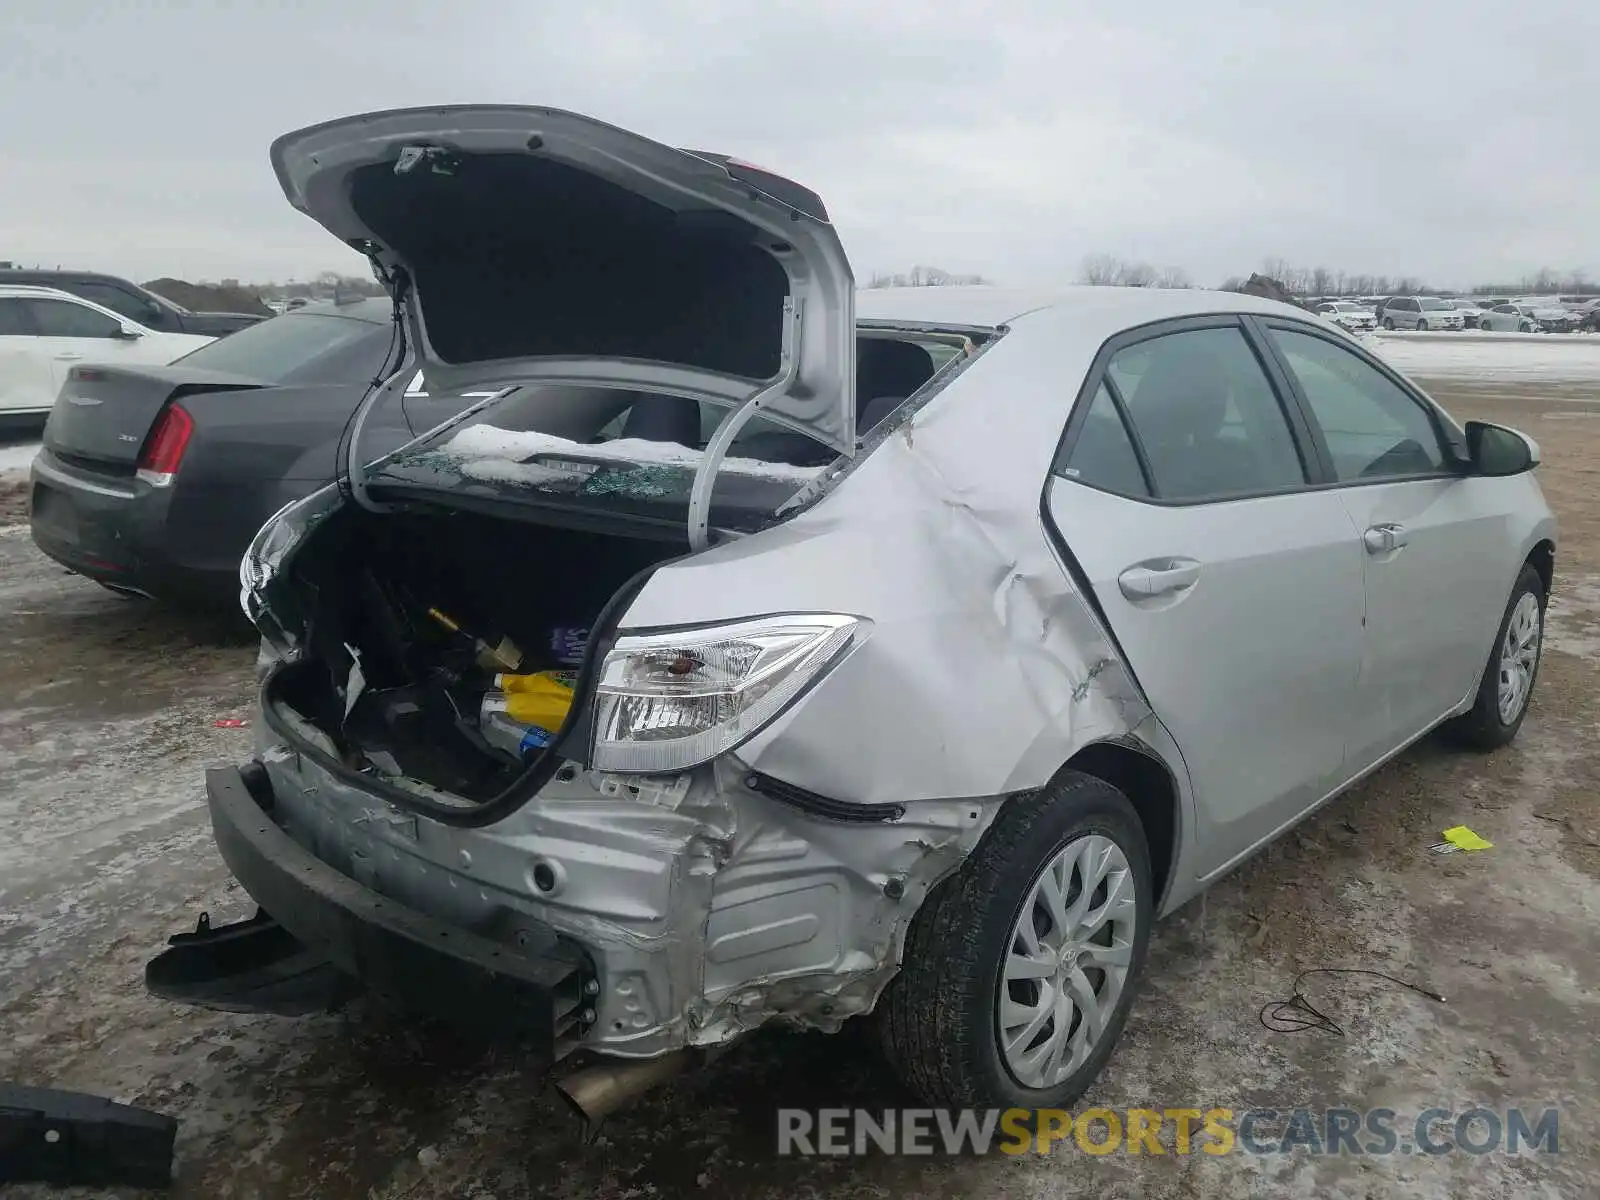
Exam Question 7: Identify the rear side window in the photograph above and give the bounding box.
[169,312,390,383]
[0,299,33,335]
[1268,327,1445,481]
[1055,384,1149,497]
[1092,326,1307,502]
[26,298,121,338]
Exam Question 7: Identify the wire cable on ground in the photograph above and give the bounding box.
[1259,968,1447,1036]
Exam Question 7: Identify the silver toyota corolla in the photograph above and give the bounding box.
[146,106,1557,1120]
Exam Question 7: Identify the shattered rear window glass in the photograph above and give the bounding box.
[368,395,830,533]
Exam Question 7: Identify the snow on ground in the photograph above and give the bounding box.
[1365,330,1600,384]
[0,439,40,474]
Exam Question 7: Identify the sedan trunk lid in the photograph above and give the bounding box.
[43,364,263,469]
[269,106,856,454]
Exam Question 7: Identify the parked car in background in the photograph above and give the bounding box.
[0,285,214,431]
[1478,304,1539,333]
[1444,299,1487,329]
[1576,299,1600,332]
[29,300,411,603]
[1313,300,1377,332]
[0,269,265,337]
[1509,298,1578,333]
[1379,296,1465,331]
[144,104,1559,1125]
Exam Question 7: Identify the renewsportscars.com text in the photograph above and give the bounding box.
[776,1106,1560,1157]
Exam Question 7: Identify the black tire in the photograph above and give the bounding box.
[1383,318,1396,330]
[878,772,1153,1109]
[1441,563,1546,751]
[1416,319,1428,331]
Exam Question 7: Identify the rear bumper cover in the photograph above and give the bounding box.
[146,764,593,1059]
[28,451,229,602]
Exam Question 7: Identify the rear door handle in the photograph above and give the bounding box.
[1363,523,1409,554]
[53,353,83,361]
[1117,558,1201,599]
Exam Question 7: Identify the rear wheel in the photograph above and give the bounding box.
[1442,564,1545,751]
[878,772,1153,1108]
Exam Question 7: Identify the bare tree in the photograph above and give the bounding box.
[1080,254,1122,286]
[1120,262,1158,288]
[1156,266,1193,289]
[863,265,991,289]
[1310,267,1332,297]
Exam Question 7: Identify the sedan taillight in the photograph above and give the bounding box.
[136,402,195,487]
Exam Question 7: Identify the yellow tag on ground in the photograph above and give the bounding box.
[1442,825,1493,851]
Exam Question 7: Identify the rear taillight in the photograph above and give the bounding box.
[136,402,194,487]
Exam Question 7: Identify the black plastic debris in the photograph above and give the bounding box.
[0,1085,177,1189]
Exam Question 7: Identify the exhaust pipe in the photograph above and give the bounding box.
[553,1049,697,1125]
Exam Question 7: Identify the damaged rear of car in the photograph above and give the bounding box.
[148,107,1160,1119]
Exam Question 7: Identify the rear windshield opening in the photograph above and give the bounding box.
[371,332,968,532]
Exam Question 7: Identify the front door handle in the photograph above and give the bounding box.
[1118,558,1201,599]
[1363,523,1409,555]
[53,353,83,362]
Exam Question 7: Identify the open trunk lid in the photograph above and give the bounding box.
[270,105,856,453]
[42,364,262,468]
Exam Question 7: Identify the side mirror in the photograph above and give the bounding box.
[1465,420,1539,476]
[113,323,144,340]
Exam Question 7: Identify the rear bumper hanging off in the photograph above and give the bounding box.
[145,764,594,1063]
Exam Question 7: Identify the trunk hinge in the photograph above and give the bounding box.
[685,298,802,551]
[339,267,414,514]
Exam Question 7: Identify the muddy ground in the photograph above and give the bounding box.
[2,380,1597,1199]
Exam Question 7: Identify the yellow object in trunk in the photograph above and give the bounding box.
[492,670,577,731]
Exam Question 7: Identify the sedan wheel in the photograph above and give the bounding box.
[878,772,1153,1108]
[1497,593,1541,725]
[997,835,1137,1089]
[1443,563,1545,750]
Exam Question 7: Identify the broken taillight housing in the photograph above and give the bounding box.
[591,614,870,773]
[136,402,194,487]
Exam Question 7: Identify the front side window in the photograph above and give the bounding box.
[1268,327,1445,481]
[1100,326,1307,501]
[26,298,122,338]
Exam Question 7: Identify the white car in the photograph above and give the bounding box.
[1378,296,1465,331]
[0,285,214,423]
[1312,301,1377,332]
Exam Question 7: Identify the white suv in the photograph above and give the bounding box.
[1378,296,1465,331]
[0,285,214,424]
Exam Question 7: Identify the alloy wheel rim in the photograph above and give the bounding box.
[1497,592,1542,724]
[996,834,1137,1090]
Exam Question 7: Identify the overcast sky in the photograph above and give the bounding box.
[4,1,1592,290]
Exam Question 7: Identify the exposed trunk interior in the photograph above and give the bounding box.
[269,503,684,802]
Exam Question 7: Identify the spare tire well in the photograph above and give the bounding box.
[1058,742,1178,911]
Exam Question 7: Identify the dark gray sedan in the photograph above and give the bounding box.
[27,299,450,605]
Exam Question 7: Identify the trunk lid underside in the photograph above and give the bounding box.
[270,105,856,453]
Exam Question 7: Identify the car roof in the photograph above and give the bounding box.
[855,284,1317,332]
[0,268,136,285]
[0,283,92,300]
[274,296,394,324]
